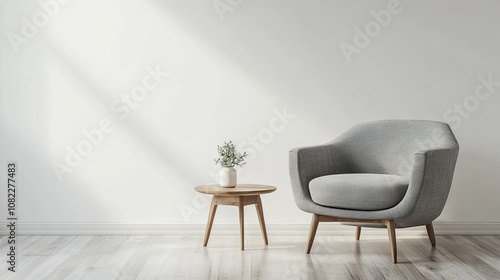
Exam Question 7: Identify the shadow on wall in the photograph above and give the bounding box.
[149,0,354,120]
[45,41,202,185]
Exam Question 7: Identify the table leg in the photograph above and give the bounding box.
[203,197,218,246]
[255,195,269,245]
[238,197,244,250]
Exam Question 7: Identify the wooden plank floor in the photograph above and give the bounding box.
[1,235,499,279]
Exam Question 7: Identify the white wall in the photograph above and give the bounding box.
[1,0,499,230]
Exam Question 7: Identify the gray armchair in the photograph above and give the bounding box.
[289,120,459,263]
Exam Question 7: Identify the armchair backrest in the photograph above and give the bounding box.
[333,120,459,178]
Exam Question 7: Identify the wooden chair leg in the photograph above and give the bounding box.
[426,223,436,246]
[355,226,361,241]
[306,214,320,254]
[385,220,397,263]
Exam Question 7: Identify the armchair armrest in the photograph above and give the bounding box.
[289,142,346,211]
[395,147,459,221]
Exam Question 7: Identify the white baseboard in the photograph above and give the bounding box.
[1,222,500,236]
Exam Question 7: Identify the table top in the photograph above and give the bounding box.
[194,184,277,196]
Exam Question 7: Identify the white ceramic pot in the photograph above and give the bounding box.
[220,166,237,188]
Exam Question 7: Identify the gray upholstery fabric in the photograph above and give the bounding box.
[289,120,459,228]
[309,174,409,210]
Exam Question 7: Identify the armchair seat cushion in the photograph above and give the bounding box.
[309,173,409,211]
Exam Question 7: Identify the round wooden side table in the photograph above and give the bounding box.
[194,184,277,250]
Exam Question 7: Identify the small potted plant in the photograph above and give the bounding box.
[214,141,248,187]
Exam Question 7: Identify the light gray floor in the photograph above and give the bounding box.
[1,235,499,279]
